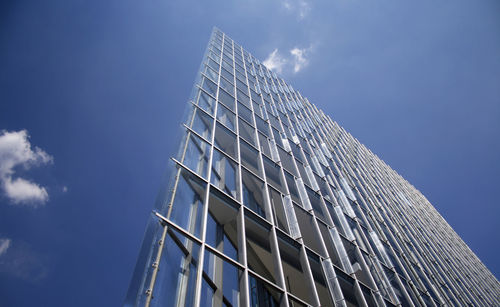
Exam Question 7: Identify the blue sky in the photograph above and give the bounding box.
[0,0,499,305]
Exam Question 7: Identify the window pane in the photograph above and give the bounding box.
[218,88,236,111]
[217,102,236,131]
[190,107,213,141]
[214,122,237,160]
[278,233,314,305]
[249,273,283,307]
[268,186,289,234]
[202,249,243,306]
[151,228,200,307]
[210,148,238,200]
[202,77,218,97]
[168,166,206,237]
[240,139,262,177]
[206,187,240,261]
[262,155,286,193]
[196,89,216,115]
[242,169,267,219]
[245,210,276,282]
[238,117,257,147]
[238,102,254,125]
[182,133,210,179]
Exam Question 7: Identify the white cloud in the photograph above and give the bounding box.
[282,0,311,20]
[263,45,314,75]
[0,130,53,206]
[290,47,310,73]
[0,238,11,256]
[263,49,287,74]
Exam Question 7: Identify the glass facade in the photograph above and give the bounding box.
[125,28,500,307]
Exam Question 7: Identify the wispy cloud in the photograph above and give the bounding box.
[0,238,11,256]
[263,49,287,74]
[0,239,49,282]
[290,47,310,73]
[0,130,53,206]
[282,0,311,20]
[263,45,314,75]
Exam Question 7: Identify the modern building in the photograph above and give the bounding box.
[124,28,500,307]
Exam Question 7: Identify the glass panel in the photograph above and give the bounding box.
[255,116,270,136]
[245,210,276,283]
[168,166,206,237]
[150,228,200,307]
[240,139,262,177]
[214,123,237,160]
[206,187,239,261]
[268,186,289,234]
[221,67,233,83]
[220,76,234,94]
[307,186,330,225]
[262,155,286,193]
[308,251,334,307]
[210,148,238,199]
[360,283,378,307]
[190,107,213,141]
[384,267,412,306]
[278,233,314,305]
[216,103,236,131]
[182,133,210,179]
[236,89,250,107]
[241,168,267,219]
[238,117,257,147]
[196,89,216,115]
[238,102,254,125]
[218,88,236,111]
[278,146,298,176]
[249,273,283,307]
[288,296,308,307]
[203,64,219,84]
[258,132,271,158]
[335,267,363,307]
[202,249,243,307]
[202,76,218,97]
[293,204,326,257]
[284,170,301,206]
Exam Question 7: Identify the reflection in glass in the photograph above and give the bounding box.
[202,249,243,306]
[242,168,267,219]
[190,107,213,141]
[216,103,236,131]
[168,167,206,237]
[151,228,200,307]
[206,187,239,261]
[210,148,238,199]
[214,123,237,160]
[249,273,282,307]
[182,133,210,179]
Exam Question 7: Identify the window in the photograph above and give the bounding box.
[151,228,200,307]
[216,103,236,131]
[210,148,238,199]
[182,132,210,179]
[241,168,267,219]
[214,123,237,160]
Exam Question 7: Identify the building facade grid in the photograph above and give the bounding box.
[125,28,500,307]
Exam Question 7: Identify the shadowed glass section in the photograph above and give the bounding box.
[201,249,243,307]
[205,187,239,262]
[242,168,267,219]
[249,273,283,307]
